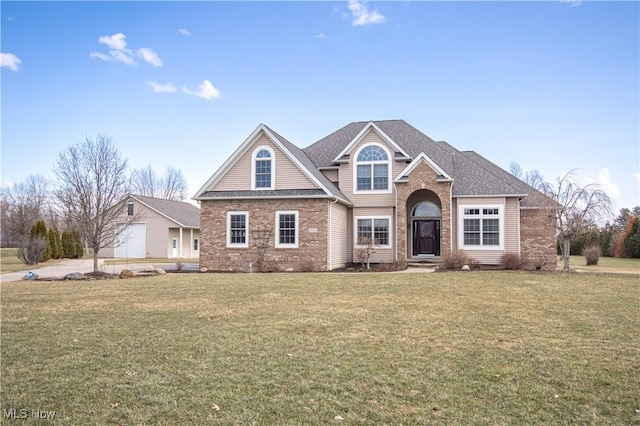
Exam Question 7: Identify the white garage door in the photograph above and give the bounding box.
[115,223,146,258]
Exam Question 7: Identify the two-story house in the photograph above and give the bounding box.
[194,120,556,271]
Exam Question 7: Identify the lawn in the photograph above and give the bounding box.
[1,271,638,424]
[0,248,95,274]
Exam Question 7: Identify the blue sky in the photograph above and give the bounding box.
[2,1,638,213]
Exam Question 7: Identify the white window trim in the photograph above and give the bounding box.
[458,204,504,250]
[352,143,392,194]
[251,146,275,190]
[275,210,299,248]
[354,215,393,248]
[226,211,249,248]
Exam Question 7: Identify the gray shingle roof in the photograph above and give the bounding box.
[304,119,539,198]
[133,195,200,228]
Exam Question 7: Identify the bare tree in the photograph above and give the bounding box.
[509,161,545,188]
[132,165,188,201]
[537,170,614,271]
[52,134,135,273]
[0,175,49,247]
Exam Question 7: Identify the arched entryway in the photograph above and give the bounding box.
[407,191,442,258]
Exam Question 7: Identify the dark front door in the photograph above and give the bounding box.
[413,220,440,256]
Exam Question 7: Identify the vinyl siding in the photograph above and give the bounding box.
[454,197,509,264]
[328,202,348,269]
[213,134,316,191]
[338,129,405,207]
[504,197,520,254]
[321,169,339,183]
[352,206,394,263]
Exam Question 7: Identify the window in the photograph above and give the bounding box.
[459,206,503,249]
[356,217,391,247]
[355,145,390,192]
[227,211,248,248]
[127,202,134,216]
[193,239,199,251]
[252,147,274,190]
[275,211,299,248]
[412,201,442,217]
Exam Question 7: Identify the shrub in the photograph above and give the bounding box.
[500,253,521,270]
[17,236,47,265]
[439,250,477,270]
[583,245,601,266]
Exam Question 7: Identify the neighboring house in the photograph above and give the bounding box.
[101,195,200,259]
[194,120,556,271]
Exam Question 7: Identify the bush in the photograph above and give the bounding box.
[583,245,601,266]
[500,253,521,270]
[439,250,477,270]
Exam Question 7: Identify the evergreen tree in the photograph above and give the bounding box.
[30,220,50,261]
[624,216,640,258]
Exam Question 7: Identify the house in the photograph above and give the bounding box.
[194,120,556,271]
[101,195,201,259]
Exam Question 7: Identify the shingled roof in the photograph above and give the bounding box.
[303,120,538,198]
[132,195,200,228]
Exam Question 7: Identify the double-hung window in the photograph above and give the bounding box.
[356,216,391,247]
[459,206,503,249]
[252,147,274,190]
[275,211,299,248]
[355,145,390,192]
[227,211,248,248]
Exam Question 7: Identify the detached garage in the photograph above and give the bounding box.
[101,195,200,259]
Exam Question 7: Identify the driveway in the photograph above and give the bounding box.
[1,259,199,283]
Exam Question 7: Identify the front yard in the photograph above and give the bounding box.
[1,271,638,424]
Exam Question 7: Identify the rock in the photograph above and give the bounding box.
[23,271,39,280]
[143,265,155,272]
[200,267,209,273]
[64,272,85,280]
[461,264,470,271]
[154,268,166,275]
[119,269,135,278]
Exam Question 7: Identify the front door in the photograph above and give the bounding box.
[172,238,178,258]
[413,220,440,256]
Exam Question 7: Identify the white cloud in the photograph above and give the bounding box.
[148,81,177,94]
[316,33,327,39]
[91,33,163,68]
[98,32,128,51]
[181,80,221,100]
[0,52,21,71]
[178,28,191,36]
[595,168,621,199]
[137,48,163,67]
[347,0,386,26]
[561,0,582,7]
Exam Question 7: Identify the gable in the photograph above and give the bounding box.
[333,121,410,163]
[213,133,317,192]
[396,152,452,182]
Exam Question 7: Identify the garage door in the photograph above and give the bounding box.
[115,223,146,258]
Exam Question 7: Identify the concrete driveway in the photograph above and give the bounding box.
[1,259,199,283]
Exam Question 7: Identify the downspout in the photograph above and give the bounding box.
[393,182,398,264]
[450,181,454,254]
[328,198,339,271]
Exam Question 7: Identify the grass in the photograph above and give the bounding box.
[1,271,638,424]
[564,255,640,274]
[0,248,77,274]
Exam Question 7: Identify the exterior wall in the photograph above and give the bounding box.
[100,200,198,259]
[328,202,348,270]
[352,206,395,263]
[213,134,316,191]
[396,161,452,266]
[455,197,506,264]
[200,198,329,272]
[168,228,201,258]
[520,207,557,270]
[321,169,339,183]
[338,129,406,207]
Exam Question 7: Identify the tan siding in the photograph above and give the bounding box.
[505,197,519,254]
[329,202,348,269]
[339,129,396,207]
[321,169,339,183]
[454,197,508,265]
[463,250,503,264]
[213,133,316,191]
[352,206,394,263]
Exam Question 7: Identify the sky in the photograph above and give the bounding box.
[1,1,638,214]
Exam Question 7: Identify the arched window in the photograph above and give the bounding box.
[412,201,441,217]
[355,145,389,192]
[252,147,274,189]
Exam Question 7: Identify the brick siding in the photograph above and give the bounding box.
[520,208,557,270]
[200,199,328,272]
